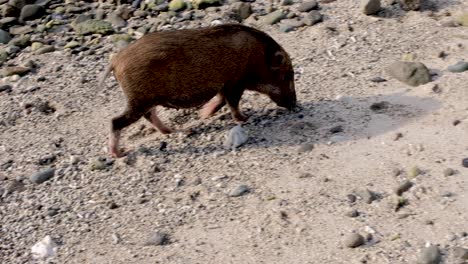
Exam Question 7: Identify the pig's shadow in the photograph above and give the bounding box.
[143,91,441,155]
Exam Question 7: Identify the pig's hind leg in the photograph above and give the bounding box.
[199,93,226,119]
[143,107,173,134]
[110,108,146,158]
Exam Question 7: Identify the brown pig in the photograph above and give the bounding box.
[100,23,297,158]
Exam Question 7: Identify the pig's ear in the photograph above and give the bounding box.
[271,51,285,70]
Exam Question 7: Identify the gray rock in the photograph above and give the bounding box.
[462,158,468,168]
[73,19,114,35]
[9,35,30,47]
[107,13,127,28]
[279,24,295,33]
[229,184,249,197]
[302,10,323,26]
[346,209,359,217]
[169,0,186,11]
[1,66,30,77]
[0,84,12,92]
[20,4,45,22]
[361,0,381,15]
[0,29,11,44]
[399,0,421,11]
[386,61,431,87]
[34,45,55,55]
[443,168,455,176]
[30,167,55,184]
[0,48,7,64]
[447,61,468,73]
[418,245,441,264]
[452,247,468,260]
[297,1,318,12]
[394,180,413,195]
[9,25,33,35]
[144,231,168,246]
[192,0,222,9]
[355,189,377,204]
[298,143,314,153]
[260,10,286,25]
[344,233,365,248]
[231,2,251,21]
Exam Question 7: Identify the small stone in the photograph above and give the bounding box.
[302,10,323,26]
[111,233,121,244]
[370,76,387,83]
[169,0,186,11]
[73,19,114,35]
[47,208,59,217]
[424,219,434,225]
[447,61,468,73]
[64,41,80,49]
[224,125,248,150]
[260,10,286,25]
[31,236,58,259]
[89,158,108,171]
[231,2,252,21]
[452,247,468,260]
[344,233,365,248]
[431,84,442,93]
[229,184,249,197]
[346,209,359,217]
[144,231,168,246]
[108,201,119,209]
[29,167,55,184]
[347,194,357,203]
[298,143,314,153]
[0,29,11,44]
[386,61,431,87]
[418,245,441,264]
[0,84,12,93]
[297,1,318,12]
[462,158,468,168]
[443,168,455,176]
[394,180,413,195]
[361,0,381,15]
[0,49,7,64]
[9,35,31,48]
[399,0,421,11]
[34,45,55,55]
[107,13,127,28]
[355,188,377,203]
[408,166,421,178]
[20,4,45,22]
[1,66,30,77]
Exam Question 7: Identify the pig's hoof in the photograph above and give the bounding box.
[159,127,174,134]
[234,114,248,123]
[109,148,129,158]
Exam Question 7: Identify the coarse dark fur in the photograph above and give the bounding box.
[100,23,297,157]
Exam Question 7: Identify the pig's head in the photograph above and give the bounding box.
[260,49,298,111]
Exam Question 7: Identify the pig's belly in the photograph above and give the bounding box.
[161,89,219,109]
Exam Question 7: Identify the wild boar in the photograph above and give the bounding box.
[100,23,297,158]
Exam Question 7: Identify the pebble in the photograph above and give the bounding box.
[31,236,58,259]
[302,10,323,26]
[229,184,249,197]
[447,61,468,73]
[224,125,248,151]
[346,209,359,217]
[144,231,168,246]
[347,194,357,203]
[462,158,468,168]
[452,247,468,260]
[0,84,12,93]
[297,1,318,12]
[20,4,45,22]
[370,76,387,83]
[344,233,365,248]
[261,10,286,25]
[34,45,55,55]
[1,66,30,77]
[408,166,421,178]
[386,61,431,87]
[394,180,413,195]
[0,29,11,44]
[30,167,55,184]
[361,0,381,15]
[418,245,441,264]
[355,189,376,204]
[443,168,455,176]
[298,143,314,153]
